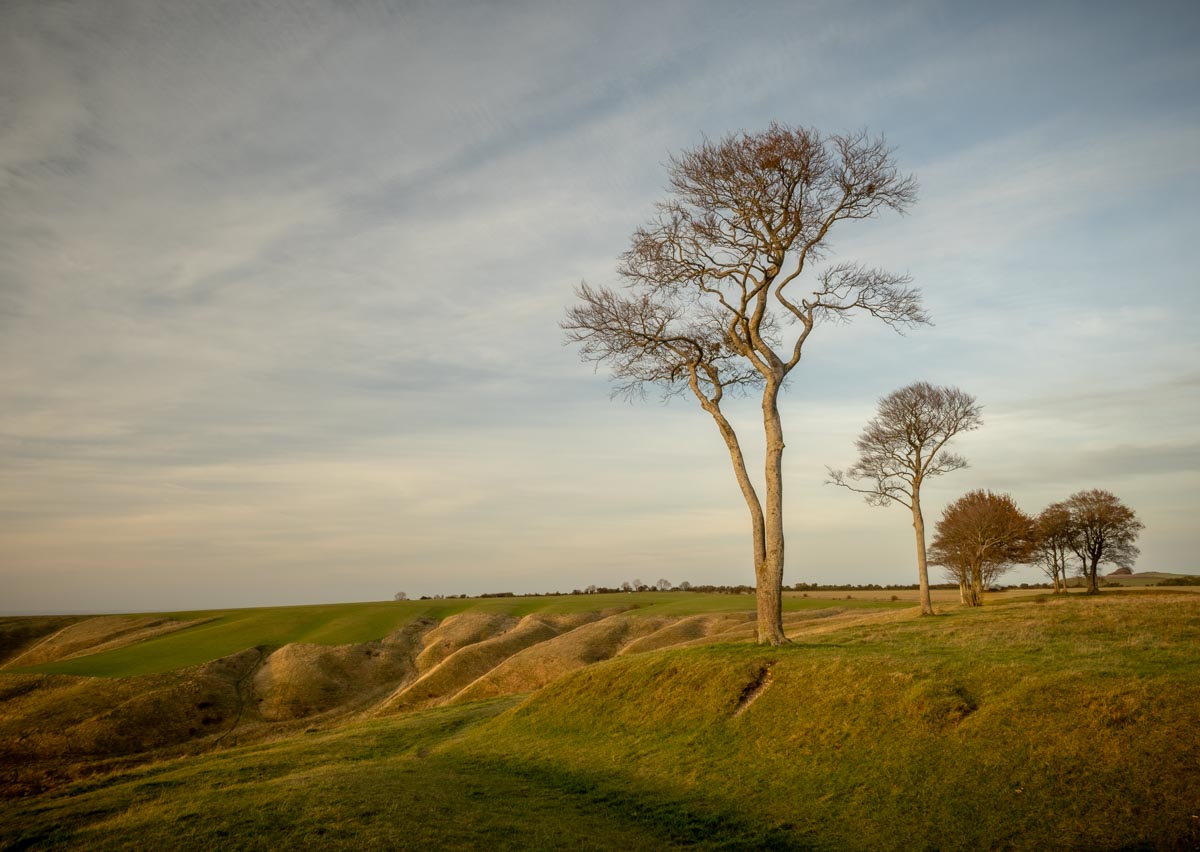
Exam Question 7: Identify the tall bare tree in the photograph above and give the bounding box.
[929,490,1033,606]
[1031,501,1075,593]
[564,124,926,644]
[1062,489,1143,594]
[827,382,981,615]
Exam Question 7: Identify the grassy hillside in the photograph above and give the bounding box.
[4,593,903,678]
[2,592,1197,850]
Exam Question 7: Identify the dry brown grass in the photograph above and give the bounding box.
[618,613,754,655]
[377,613,599,713]
[665,606,892,647]
[0,649,259,797]
[254,617,436,722]
[0,617,84,667]
[451,613,676,703]
[413,611,520,673]
[253,642,416,722]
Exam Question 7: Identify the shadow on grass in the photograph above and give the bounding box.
[464,754,816,851]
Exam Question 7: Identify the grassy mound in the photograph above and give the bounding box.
[451,612,674,703]
[1,596,911,795]
[10,593,871,678]
[1,593,1196,849]
[0,649,260,797]
[376,613,600,713]
[618,612,753,655]
[413,611,520,672]
[454,592,1200,850]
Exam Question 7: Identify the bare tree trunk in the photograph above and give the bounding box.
[705,407,767,586]
[758,385,788,645]
[968,563,983,607]
[1086,557,1100,594]
[911,493,934,616]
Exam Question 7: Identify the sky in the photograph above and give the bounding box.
[2,0,1198,613]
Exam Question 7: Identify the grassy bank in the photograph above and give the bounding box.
[6,593,904,678]
[2,592,1197,850]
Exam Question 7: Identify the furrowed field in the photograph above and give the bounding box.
[2,587,1198,850]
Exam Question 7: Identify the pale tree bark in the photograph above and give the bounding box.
[693,370,767,586]
[564,125,926,645]
[759,384,788,643]
[911,494,932,616]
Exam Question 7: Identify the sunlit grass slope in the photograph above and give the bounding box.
[14,593,903,678]
[2,593,1196,850]
[459,592,1200,850]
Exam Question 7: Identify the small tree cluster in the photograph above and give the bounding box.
[929,488,1143,606]
[1036,489,1144,594]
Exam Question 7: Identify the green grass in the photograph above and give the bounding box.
[454,592,1200,850]
[11,593,907,678]
[0,699,799,850]
[2,593,1197,850]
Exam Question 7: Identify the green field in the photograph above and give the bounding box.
[2,591,1197,850]
[8,593,904,678]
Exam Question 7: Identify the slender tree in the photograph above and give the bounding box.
[929,490,1033,606]
[1062,489,1143,594]
[564,124,926,644]
[827,382,981,615]
[1031,502,1075,593]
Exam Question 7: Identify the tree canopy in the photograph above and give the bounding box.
[930,490,1033,606]
[1062,489,1143,594]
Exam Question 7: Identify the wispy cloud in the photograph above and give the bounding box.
[1,0,1197,611]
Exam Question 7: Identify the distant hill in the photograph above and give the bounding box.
[1101,570,1200,587]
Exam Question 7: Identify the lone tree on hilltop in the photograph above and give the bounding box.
[564,123,926,644]
[1062,489,1143,594]
[827,382,981,616]
[929,490,1033,607]
[1032,501,1076,594]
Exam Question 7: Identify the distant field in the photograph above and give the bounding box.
[2,591,1196,850]
[3,592,906,678]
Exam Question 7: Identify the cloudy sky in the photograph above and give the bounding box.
[2,0,1197,613]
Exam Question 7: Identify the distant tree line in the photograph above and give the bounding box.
[394,487,1143,606]
[395,557,1159,604]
